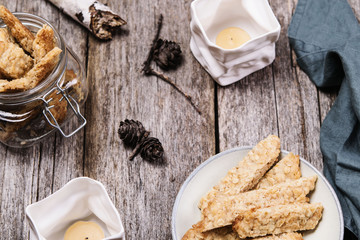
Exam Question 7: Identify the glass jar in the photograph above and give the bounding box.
[0,13,88,148]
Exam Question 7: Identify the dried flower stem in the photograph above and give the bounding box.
[142,14,201,115]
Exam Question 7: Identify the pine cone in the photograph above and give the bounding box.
[118,119,149,148]
[153,39,182,70]
[118,119,164,162]
[140,137,164,161]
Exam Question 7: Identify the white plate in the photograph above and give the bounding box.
[172,147,344,240]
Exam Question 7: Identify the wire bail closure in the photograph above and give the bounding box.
[40,81,86,138]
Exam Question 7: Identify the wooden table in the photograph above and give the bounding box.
[0,0,359,239]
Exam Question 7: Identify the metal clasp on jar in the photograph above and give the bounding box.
[39,81,86,137]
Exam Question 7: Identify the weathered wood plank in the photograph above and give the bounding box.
[0,147,39,239]
[0,1,88,239]
[50,0,88,193]
[0,2,41,239]
[270,0,323,170]
[217,0,322,173]
[217,67,278,149]
[16,0,88,202]
[217,0,323,170]
[84,0,215,239]
[0,0,359,239]
[20,0,60,204]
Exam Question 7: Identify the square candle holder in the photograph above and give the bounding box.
[190,0,281,86]
[26,177,125,240]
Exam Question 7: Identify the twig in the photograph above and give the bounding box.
[128,132,149,161]
[128,143,142,161]
[147,68,201,114]
[142,14,201,115]
[143,14,163,73]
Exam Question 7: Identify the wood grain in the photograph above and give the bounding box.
[217,67,278,149]
[83,0,215,239]
[270,0,322,170]
[47,0,88,193]
[0,2,41,240]
[0,0,358,239]
[0,0,88,239]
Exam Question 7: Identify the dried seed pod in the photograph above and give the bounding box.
[140,137,164,162]
[118,119,149,148]
[153,39,182,70]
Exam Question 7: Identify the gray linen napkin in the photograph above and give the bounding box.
[288,0,360,238]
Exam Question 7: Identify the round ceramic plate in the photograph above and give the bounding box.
[172,147,344,240]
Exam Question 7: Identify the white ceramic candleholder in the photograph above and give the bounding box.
[190,0,281,86]
[26,177,125,240]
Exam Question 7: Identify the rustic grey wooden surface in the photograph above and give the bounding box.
[0,0,358,239]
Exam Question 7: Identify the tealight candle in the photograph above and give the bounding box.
[64,221,105,240]
[215,27,251,49]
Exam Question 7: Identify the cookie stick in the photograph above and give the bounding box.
[199,135,281,211]
[0,41,34,79]
[232,203,323,238]
[183,135,281,239]
[182,226,304,240]
[182,153,303,240]
[198,176,317,231]
[0,5,34,53]
[32,24,55,62]
[0,47,62,92]
[254,152,301,189]
[47,0,126,40]
[0,28,15,43]
[254,232,304,240]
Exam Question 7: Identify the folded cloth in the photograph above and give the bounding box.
[288,0,360,238]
